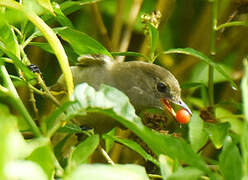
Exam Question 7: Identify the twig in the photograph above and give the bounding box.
[111,0,125,51]
[117,0,143,62]
[148,174,163,179]
[100,146,115,165]
[37,75,61,107]
[29,89,39,120]
[91,3,112,51]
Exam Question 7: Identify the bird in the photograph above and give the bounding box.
[52,54,191,133]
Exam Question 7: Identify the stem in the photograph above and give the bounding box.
[100,146,115,165]
[0,63,41,136]
[216,21,248,31]
[0,0,74,97]
[208,0,217,113]
[148,174,163,179]
[91,3,112,51]
[117,0,143,62]
[111,0,125,51]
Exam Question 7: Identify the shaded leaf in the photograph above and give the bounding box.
[70,134,99,170]
[103,134,160,166]
[52,2,73,28]
[162,48,237,89]
[219,137,242,180]
[148,24,159,61]
[111,51,150,61]
[57,27,112,57]
[65,164,149,180]
[104,128,116,153]
[204,122,230,149]
[189,112,208,152]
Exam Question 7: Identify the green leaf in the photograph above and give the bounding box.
[57,27,112,57]
[70,134,99,170]
[65,83,210,174]
[204,122,230,149]
[159,154,174,179]
[29,42,78,64]
[167,167,204,180]
[104,128,116,153]
[65,164,149,180]
[189,112,208,152]
[58,123,84,134]
[0,18,20,58]
[4,161,48,180]
[219,137,242,180]
[241,123,248,175]
[27,145,55,180]
[162,48,237,89]
[148,24,159,61]
[181,82,206,89]
[103,134,160,166]
[52,2,73,28]
[37,0,54,15]
[111,51,150,61]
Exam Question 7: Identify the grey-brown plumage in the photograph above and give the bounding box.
[53,55,191,132]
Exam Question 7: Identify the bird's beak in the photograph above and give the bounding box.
[160,98,192,117]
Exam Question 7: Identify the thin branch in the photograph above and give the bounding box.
[111,0,125,51]
[216,21,248,31]
[91,3,112,51]
[117,0,143,62]
[100,146,115,165]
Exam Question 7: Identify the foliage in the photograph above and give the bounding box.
[0,0,247,179]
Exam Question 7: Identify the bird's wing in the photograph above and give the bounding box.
[77,54,114,66]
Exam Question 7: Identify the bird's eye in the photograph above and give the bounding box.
[157,82,167,92]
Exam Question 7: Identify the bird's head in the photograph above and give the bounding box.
[128,62,192,116]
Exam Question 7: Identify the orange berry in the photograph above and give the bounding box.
[176,109,191,124]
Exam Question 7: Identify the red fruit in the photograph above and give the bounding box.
[176,109,191,124]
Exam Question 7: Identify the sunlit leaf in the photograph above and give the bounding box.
[167,167,204,180]
[37,0,54,15]
[52,2,73,28]
[111,51,150,61]
[159,154,173,179]
[0,18,20,58]
[65,164,149,180]
[27,145,55,179]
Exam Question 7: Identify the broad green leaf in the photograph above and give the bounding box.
[159,154,173,179]
[111,51,150,61]
[167,167,204,180]
[189,112,208,152]
[103,134,160,166]
[0,18,20,58]
[148,24,159,61]
[57,27,112,57]
[37,0,54,15]
[219,137,242,180]
[52,2,73,28]
[27,145,55,180]
[162,48,237,89]
[216,107,243,135]
[5,161,48,180]
[70,134,99,170]
[204,122,230,149]
[29,42,78,64]
[63,83,210,174]
[65,164,149,180]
